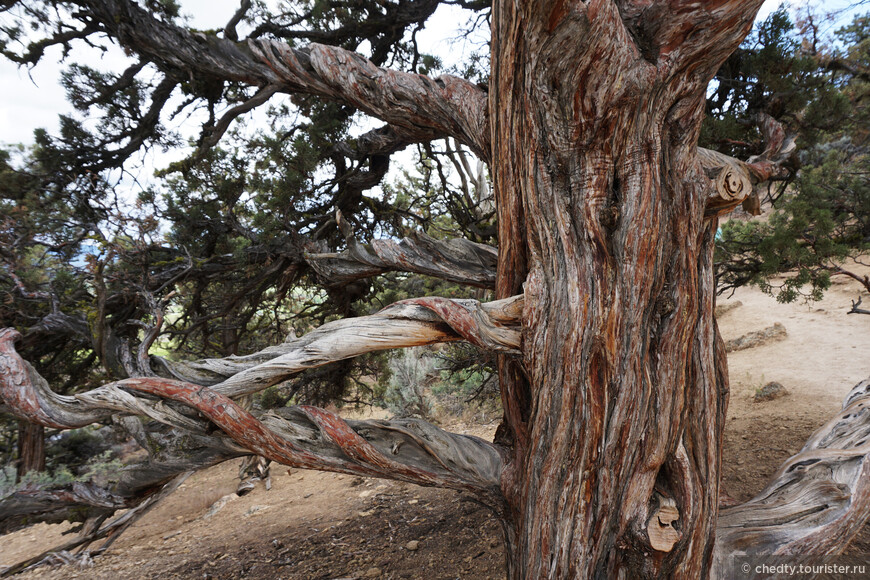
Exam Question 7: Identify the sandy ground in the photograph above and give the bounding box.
[1,262,869,579]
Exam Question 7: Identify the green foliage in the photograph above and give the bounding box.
[0,0,494,492]
[379,344,498,421]
[0,442,124,498]
[714,10,870,305]
[702,6,821,158]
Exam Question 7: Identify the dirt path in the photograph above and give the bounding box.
[2,265,869,579]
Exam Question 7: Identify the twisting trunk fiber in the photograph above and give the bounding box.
[489,1,762,577]
[0,2,842,579]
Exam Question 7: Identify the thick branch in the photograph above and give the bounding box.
[1,296,521,428]
[700,113,796,218]
[247,40,488,159]
[126,381,504,494]
[0,295,520,500]
[77,0,488,157]
[158,295,521,397]
[617,0,765,74]
[0,349,508,509]
[0,424,244,535]
[713,377,870,578]
[305,211,498,289]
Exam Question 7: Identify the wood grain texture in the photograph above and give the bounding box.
[1,295,521,422]
[0,295,518,521]
[75,0,488,158]
[713,377,870,578]
[305,211,498,289]
[489,1,763,577]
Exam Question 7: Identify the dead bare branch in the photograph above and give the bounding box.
[713,376,870,577]
[1,472,191,577]
[305,211,497,289]
[848,297,870,316]
[701,113,796,218]
[0,295,520,505]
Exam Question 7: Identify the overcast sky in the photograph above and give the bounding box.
[0,1,856,159]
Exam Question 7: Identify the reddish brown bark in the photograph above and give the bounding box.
[15,420,45,482]
[489,1,762,577]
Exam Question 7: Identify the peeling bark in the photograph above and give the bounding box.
[156,296,521,397]
[76,0,488,157]
[1,296,520,427]
[0,2,832,579]
[0,471,192,577]
[14,421,45,481]
[489,1,761,577]
[0,425,244,536]
[0,295,517,518]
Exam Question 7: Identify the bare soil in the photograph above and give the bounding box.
[2,262,870,579]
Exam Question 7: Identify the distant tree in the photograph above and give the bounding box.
[709,8,870,312]
[2,2,870,579]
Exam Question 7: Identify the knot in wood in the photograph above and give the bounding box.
[648,494,681,552]
[715,163,751,201]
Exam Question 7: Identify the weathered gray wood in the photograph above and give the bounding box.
[0,296,517,513]
[713,377,870,578]
[0,3,819,579]
[305,211,498,289]
[699,112,795,217]
[1,471,192,577]
[0,296,521,428]
[0,424,244,536]
[158,296,521,397]
[76,0,488,158]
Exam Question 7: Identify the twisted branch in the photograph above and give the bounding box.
[0,295,520,513]
[305,211,498,289]
[701,113,796,218]
[75,0,488,157]
[713,377,870,577]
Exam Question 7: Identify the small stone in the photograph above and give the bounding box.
[203,493,238,519]
[714,300,743,317]
[244,505,270,517]
[407,499,418,505]
[725,323,787,352]
[754,381,788,403]
[364,567,382,578]
[405,540,420,551]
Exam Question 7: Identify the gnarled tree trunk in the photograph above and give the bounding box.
[3,1,845,579]
[489,1,761,577]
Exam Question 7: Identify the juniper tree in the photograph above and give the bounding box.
[2,2,870,579]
